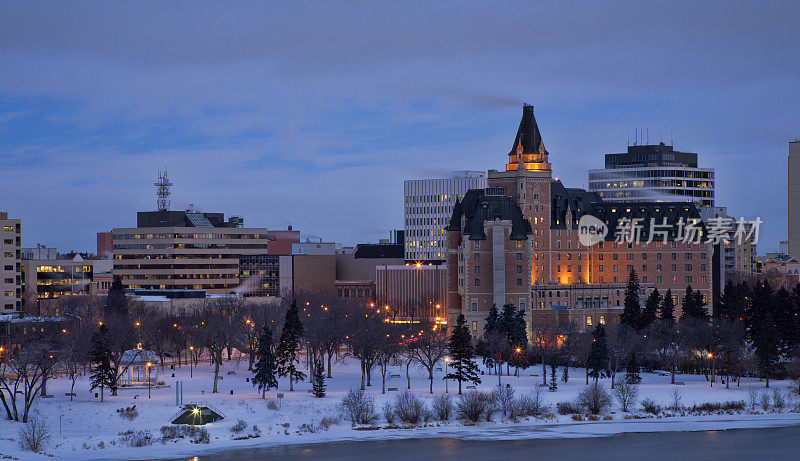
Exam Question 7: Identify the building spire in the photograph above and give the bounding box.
[505,104,550,172]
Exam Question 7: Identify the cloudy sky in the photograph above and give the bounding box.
[1,1,798,253]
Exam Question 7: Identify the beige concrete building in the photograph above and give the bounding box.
[376,263,447,321]
[22,254,94,301]
[1,212,21,313]
[113,210,269,293]
[789,141,800,259]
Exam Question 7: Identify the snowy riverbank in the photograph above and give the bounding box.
[2,358,799,460]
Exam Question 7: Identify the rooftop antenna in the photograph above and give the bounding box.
[646,128,649,145]
[627,130,630,147]
[154,168,173,211]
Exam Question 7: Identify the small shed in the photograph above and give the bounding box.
[171,404,225,425]
[119,349,160,386]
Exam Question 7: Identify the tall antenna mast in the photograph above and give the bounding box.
[154,168,173,211]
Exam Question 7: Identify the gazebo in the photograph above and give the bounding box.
[119,349,160,386]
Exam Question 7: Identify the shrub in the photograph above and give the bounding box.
[576,383,612,415]
[118,407,139,421]
[119,430,154,447]
[613,381,639,412]
[432,394,453,421]
[230,419,248,433]
[587,414,600,421]
[517,387,549,417]
[670,389,683,412]
[393,391,427,424]
[341,389,378,425]
[495,387,515,416]
[761,392,771,411]
[191,428,210,444]
[571,413,584,421]
[18,416,51,453]
[267,400,279,410]
[320,416,339,430]
[690,401,746,413]
[557,401,581,415]
[483,391,499,422]
[641,398,660,415]
[748,389,759,411]
[773,389,785,412]
[382,402,396,424]
[457,391,487,422]
[160,424,209,442]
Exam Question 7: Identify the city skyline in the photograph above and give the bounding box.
[1,1,799,252]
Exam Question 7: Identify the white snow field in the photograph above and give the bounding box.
[1,357,799,460]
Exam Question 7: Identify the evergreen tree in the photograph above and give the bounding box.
[549,363,558,391]
[625,353,642,384]
[252,324,278,397]
[276,301,306,391]
[106,275,128,315]
[717,281,749,321]
[586,324,610,384]
[484,305,499,335]
[89,325,115,402]
[660,289,675,322]
[639,288,660,331]
[620,270,641,330]
[312,359,326,398]
[444,314,481,394]
[753,312,780,388]
[681,285,709,321]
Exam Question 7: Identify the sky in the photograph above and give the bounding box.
[1,1,798,253]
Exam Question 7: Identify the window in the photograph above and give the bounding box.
[671,253,677,260]
[685,253,692,260]
[473,240,480,249]
[472,302,478,311]
[474,253,479,261]
[519,300,526,311]
[642,253,647,260]
[613,254,618,260]
[472,321,477,331]
[474,266,480,274]
[671,264,677,271]
[517,265,522,273]
[599,315,606,325]
[516,253,523,260]
[686,264,692,271]
[586,316,593,326]
[474,278,480,287]
[516,278,523,286]
[685,276,692,284]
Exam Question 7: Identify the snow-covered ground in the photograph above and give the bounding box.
[2,357,799,460]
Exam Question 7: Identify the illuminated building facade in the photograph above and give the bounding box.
[588,143,715,207]
[0,211,21,313]
[447,105,713,335]
[404,172,486,262]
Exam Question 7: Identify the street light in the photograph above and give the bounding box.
[444,357,450,393]
[708,353,715,387]
[189,346,194,378]
[146,362,152,399]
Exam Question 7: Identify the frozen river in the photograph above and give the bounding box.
[175,424,800,461]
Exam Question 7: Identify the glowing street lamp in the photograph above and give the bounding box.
[444,357,450,393]
[146,362,153,399]
[189,346,194,378]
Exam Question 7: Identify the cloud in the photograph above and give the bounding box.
[0,0,798,252]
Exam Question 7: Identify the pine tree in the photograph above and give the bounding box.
[660,289,675,323]
[625,353,641,384]
[484,305,499,335]
[252,324,278,397]
[312,359,326,398]
[549,363,558,391]
[276,300,306,391]
[680,285,709,321]
[639,288,660,331]
[753,312,780,388]
[106,275,128,315]
[586,324,610,384]
[620,270,641,330]
[89,325,115,402]
[444,314,481,394]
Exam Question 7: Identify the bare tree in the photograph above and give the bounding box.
[0,322,60,422]
[606,324,638,389]
[529,316,559,386]
[409,321,448,393]
[645,320,683,384]
[346,308,384,390]
[196,299,245,393]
